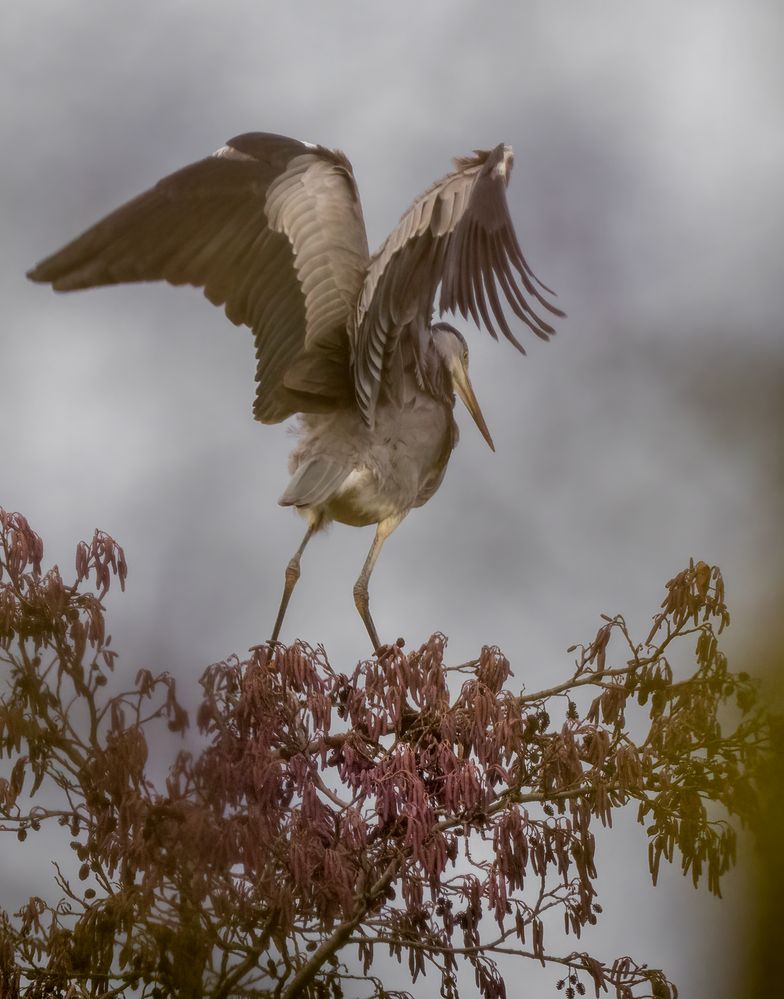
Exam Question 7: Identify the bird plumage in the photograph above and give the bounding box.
[27,131,563,648]
[282,335,458,529]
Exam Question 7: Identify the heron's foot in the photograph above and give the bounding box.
[374,637,406,660]
[251,641,277,668]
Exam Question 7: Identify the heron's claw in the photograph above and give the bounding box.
[375,638,405,660]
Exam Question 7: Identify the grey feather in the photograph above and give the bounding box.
[279,457,351,508]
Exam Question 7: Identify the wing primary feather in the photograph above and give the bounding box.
[471,228,501,340]
[204,213,268,306]
[494,258,554,341]
[162,205,248,285]
[492,234,539,320]
[482,236,528,352]
[458,221,482,329]
[490,231,557,337]
[503,227,565,316]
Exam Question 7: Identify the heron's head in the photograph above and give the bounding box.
[431,323,495,451]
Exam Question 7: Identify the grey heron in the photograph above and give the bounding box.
[27,131,563,650]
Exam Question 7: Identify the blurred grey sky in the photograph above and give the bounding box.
[2,1,783,996]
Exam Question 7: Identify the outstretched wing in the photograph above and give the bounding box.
[352,143,564,421]
[27,132,370,423]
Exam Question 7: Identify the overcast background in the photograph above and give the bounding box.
[3,1,783,996]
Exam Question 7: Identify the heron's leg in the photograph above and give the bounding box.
[353,513,406,651]
[269,524,316,645]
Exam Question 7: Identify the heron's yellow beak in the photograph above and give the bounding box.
[452,359,495,452]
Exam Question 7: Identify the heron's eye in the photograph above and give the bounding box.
[463,350,469,365]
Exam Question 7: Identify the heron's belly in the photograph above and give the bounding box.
[322,468,402,527]
[293,394,456,528]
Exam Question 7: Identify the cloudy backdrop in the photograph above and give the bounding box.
[3,1,783,995]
